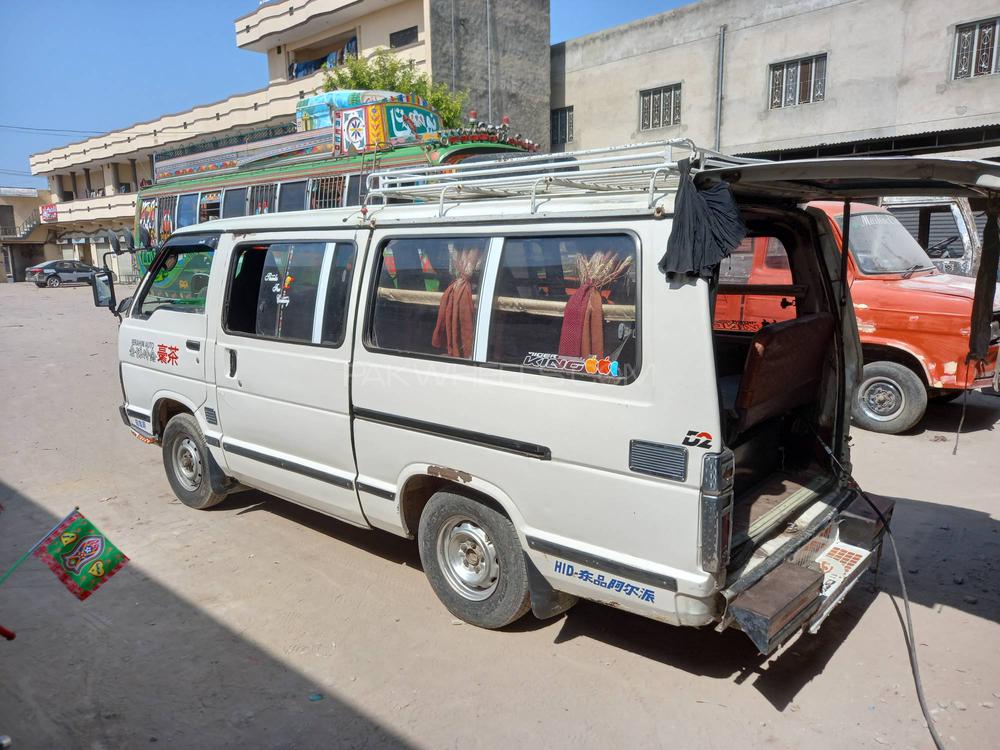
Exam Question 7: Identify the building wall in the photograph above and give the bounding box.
[429,0,551,146]
[552,0,1000,157]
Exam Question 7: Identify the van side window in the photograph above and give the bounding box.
[369,237,490,359]
[320,244,357,346]
[487,235,638,379]
[136,243,215,317]
[226,242,355,346]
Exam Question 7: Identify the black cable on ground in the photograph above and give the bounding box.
[812,430,946,750]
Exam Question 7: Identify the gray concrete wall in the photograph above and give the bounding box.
[429,0,550,147]
[552,0,1000,156]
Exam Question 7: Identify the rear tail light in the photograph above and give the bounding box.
[700,449,735,574]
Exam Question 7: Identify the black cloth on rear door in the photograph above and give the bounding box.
[658,158,747,280]
[967,203,999,363]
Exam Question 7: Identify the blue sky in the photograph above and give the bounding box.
[0,1,686,188]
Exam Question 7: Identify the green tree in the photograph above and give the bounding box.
[322,49,468,128]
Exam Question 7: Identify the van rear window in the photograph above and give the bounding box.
[488,235,638,379]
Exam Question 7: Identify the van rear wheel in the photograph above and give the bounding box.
[161,413,225,510]
[418,490,531,629]
[852,361,927,434]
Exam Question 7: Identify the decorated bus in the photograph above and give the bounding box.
[132,89,536,292]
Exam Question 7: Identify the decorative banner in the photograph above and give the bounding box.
[39,204,58,222]
[32,510,129,601]
[386,103,442,141]
[342,108,368,152]
[367,103,387,146]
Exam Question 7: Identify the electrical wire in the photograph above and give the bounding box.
[813,431,947,750]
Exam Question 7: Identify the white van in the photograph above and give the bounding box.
[95,143,1000,655]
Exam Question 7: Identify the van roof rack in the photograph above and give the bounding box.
[366,139,766,215]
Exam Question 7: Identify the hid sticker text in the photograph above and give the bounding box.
[554,560,655,602]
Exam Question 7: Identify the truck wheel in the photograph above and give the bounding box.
[852,361,927,434]
[161,413,225,509]
[418,490,531,629]
[46,275,61,288]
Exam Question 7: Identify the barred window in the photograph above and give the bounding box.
[954,18,999,79]
[551,106,574,145]
[769,54,826,109]
[639,84,681,130]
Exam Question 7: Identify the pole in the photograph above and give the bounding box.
[0,506,79,589]
[486,0,493,123]
[714,25,727,151]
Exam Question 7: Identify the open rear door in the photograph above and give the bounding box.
[696,156,1000,653]
[697,155,1000,388]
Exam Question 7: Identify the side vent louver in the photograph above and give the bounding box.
[629,440,688,482]
[204,407,218,426]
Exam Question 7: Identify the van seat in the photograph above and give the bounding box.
[730,313,835,437]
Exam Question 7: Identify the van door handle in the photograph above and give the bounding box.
[186,339,201,351]
[227,348,237,378]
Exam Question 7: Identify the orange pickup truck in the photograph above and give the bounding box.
[715,201,1000,434]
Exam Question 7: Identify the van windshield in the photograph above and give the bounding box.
[836,212,935,275]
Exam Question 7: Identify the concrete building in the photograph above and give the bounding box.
[28,0,549,279]
[550,0,1000,160]
[0,187,59,283]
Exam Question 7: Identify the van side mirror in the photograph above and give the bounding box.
[91,269,117,312]
[139,225,152,250]
[116,296,132,315]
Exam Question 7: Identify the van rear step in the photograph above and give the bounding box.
[730,541,873,654]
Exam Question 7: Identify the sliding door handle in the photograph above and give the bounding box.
[186,339,201,351]
[227,348,237,378]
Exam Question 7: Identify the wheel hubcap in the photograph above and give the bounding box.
[860,377,905,421]
[437,517,499,601]
[172,437,203,492]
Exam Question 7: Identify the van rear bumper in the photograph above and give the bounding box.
[722,490,893,655]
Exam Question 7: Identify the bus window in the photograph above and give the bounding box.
[249,183,278,214]
[222,188,247,219]
[176,193,199,229]
[311,176,346,209]
[346,174,362,206]
[278,181,307,212]
[157,195,177,242]
[199,192,221,222]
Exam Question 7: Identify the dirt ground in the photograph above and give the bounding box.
[1,282,999,750]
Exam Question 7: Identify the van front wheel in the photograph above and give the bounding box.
[418,490,531,629]
[161,413,225,510]
[852,361,927,434]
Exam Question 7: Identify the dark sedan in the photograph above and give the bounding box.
[25,260,100,288]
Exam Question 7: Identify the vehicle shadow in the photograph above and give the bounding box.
[0,479,414,749]
[209,486,1000,711]
[904,390,1000,435]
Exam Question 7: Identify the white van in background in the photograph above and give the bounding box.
[93,143,1000,656]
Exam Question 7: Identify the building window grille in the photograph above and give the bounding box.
[551,106,574,145]
[954,18,1000,79]
[769,54,826,109]
[389,26,418,49]
[639,84,682,130]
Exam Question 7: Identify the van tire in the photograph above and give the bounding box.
[161,413,225,510]
[418,490,531,629]
[852,361,927,434]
